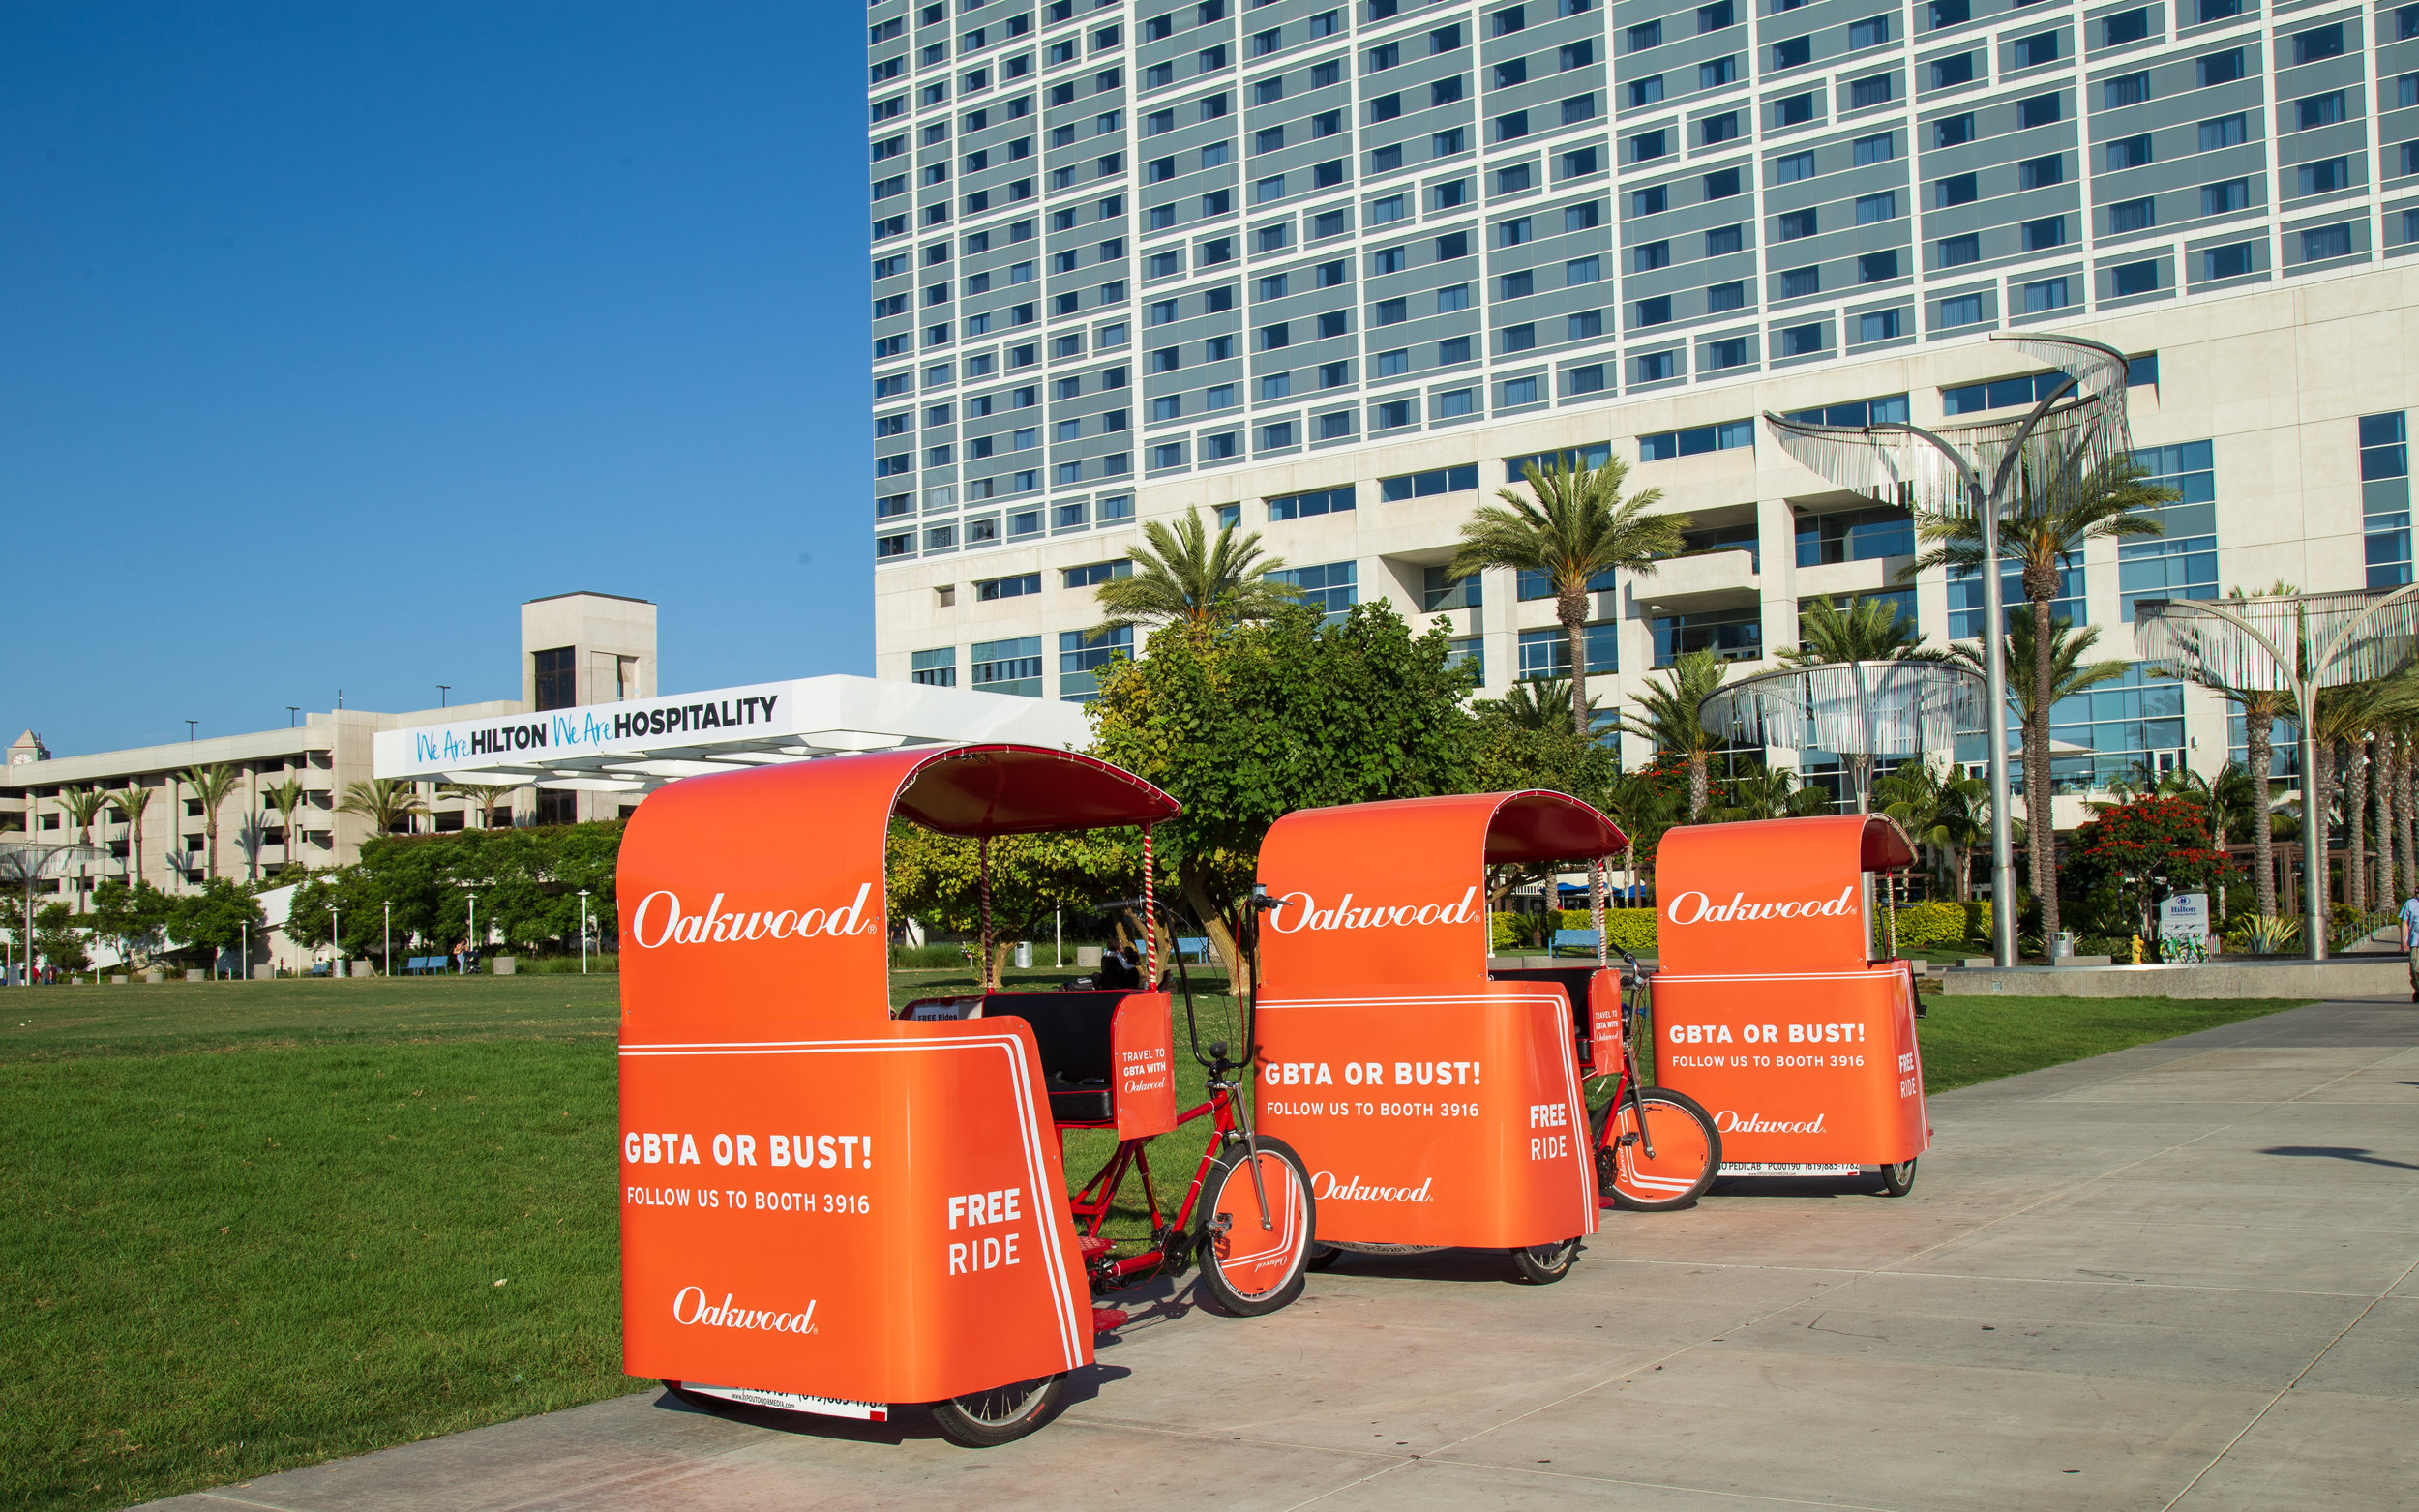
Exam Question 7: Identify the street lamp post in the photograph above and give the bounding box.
[327,904,340,978]
[466,891,480,975]
[578,889,590,974]
[1763,333,2139,967]
[383,900,392,976]
[2135,585,2419,960]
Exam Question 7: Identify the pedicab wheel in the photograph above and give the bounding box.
[1305,1243,1343,1271]
[1196,1135,1316,1317]
[1874,1158,1917,1198]
[1594,1087,1721,1212]
[1509,1238,1581,1285]
[928,1373,1067,1447]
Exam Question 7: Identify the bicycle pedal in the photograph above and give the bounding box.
[1616,1132,1640,1147]
[1206,1212,1233,1236]
[1090,1306,1130,1334]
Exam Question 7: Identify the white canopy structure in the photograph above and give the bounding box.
[373,675,1090,795]
[1700,661,1986,811]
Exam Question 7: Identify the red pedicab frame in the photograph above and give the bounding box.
[619,743,1231,1445]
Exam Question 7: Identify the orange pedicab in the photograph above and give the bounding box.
[616,743,1310,1447]
[1648,814,1930,1196]
[1250,789,1718,1283]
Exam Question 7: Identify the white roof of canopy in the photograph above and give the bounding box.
[372,675,1091,793]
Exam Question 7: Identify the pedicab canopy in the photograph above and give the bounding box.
[1648,813,1929,1172]
[616,744,1179,1413]
[1253,791,1628,1251]
[1256,790,1628,988]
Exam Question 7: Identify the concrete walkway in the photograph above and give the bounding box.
[143,999,2419,1512]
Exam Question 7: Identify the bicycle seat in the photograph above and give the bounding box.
[1045,1072,1114,1124]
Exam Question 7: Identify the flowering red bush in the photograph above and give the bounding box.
[2064,796,2236,902]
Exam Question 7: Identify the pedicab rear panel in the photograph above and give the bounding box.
[1648,815,1929,1171]
[1253,792,1627,1250]
[617,745,1179,1409]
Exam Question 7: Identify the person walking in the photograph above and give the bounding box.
[2402,887,2419,1002]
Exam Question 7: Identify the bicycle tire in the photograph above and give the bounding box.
[1595,1086,1720,1211]
[1509,1238,1581,1284]
[1194,1135,1315,1317]
[1874,1158,1917,1197]
[927,1373,1067,1447]
[1305,1243,1343,1271]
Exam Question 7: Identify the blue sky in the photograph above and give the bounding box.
[3,2,867,756]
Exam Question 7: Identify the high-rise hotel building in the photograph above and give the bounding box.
[867,0,2419,810]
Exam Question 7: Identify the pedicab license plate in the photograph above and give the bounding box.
[1718,1162,1860,1176]
[681,1383,888,1421]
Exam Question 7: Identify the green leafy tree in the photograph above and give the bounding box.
[1948,614,2129,942]
[174,879,267,967]
[1628,649,1730,821]
[33,901,91,973]
[1471,697,1621,906]
[179,762,244,882]
[1908,452,2174,945]
[1090,602,1478,977]
[1093,507,1303,630]
[1448,456,1687,739]
[88,878,177,971]
[887,824,1146,987]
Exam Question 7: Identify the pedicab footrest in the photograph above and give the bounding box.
[1079,1234,1117,1260]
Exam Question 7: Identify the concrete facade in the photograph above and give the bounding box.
[0,592,657,901]
[866,0,2419,813]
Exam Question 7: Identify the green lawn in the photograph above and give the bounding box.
[1912,993,2311,1092]
[0,975,2310,1512]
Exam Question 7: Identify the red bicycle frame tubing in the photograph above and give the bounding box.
[1064,1085,1242,1280]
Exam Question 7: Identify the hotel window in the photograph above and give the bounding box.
[1382,464,1479,501]
[971,637,1044,697]
[1520,623,1619,677]
[911,647,959,686]
[2363,413,2412,587]
[1268,485,1356,520]
[533,646,577,711]
[2120,442,2217,620]
[1267,560,1357,620]
[1423,564,1482,610]
[1638,419,1752,460]
[1058,625,1133,701]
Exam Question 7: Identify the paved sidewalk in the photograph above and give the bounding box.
[143,998,2419,1512]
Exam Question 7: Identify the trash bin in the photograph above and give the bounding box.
[1014,941,1033,969]
[2053,931,2076,959]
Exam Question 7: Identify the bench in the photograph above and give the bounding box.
[976,991,1129,1124]
[1176,936,1210,963]
[1550,928,1600,958]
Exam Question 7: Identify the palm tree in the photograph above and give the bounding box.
[1476,676,1602,736]
[180,763,244,883]
[1874,758,1993,902]
[1781,594,1939,667]
[1448,456,1689,737]
[1712,765,1833,822]
[338,778,428,838]
[441,781,522,829]
[1093,507,1303,630]
[112,785,153,886]
[262,777,311,873]
[2302,674,2419,913]
[54,786,110,915]
[1630,649,1731,820]
[2160,584,2302,918]
[1909,452,2174,947]
[1780,595,1946,809]
[1949,614,2129,935]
